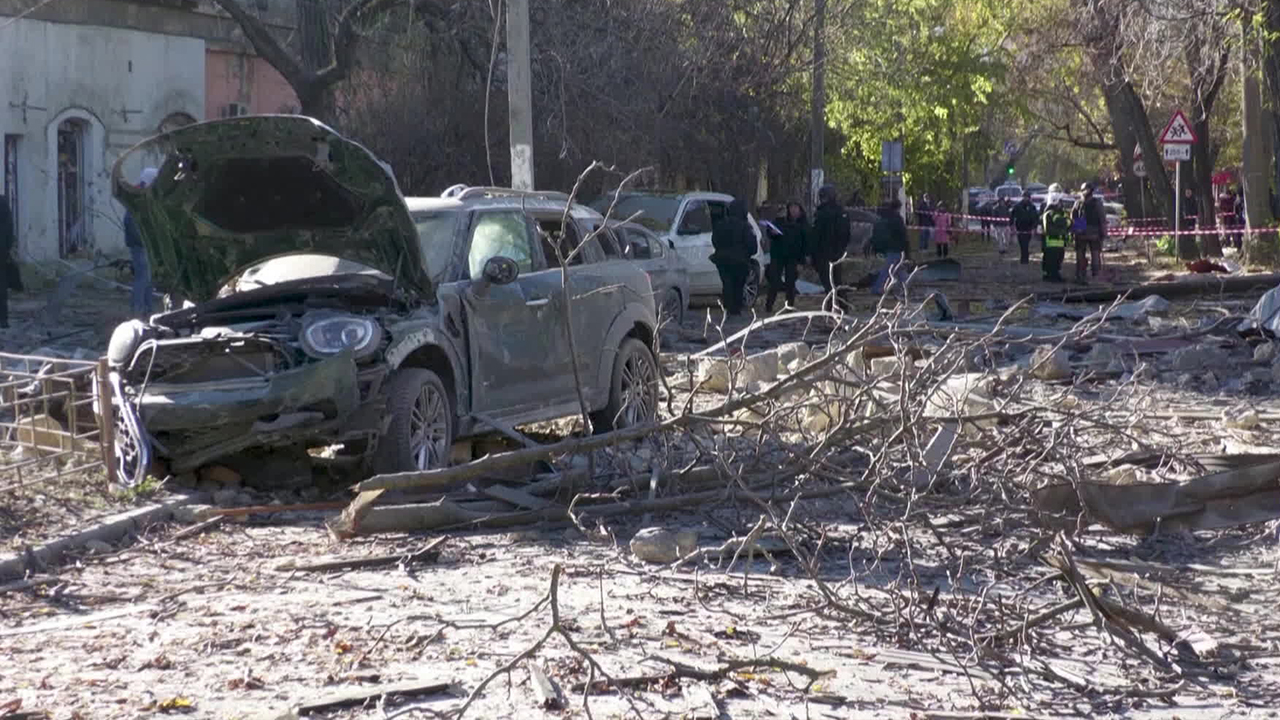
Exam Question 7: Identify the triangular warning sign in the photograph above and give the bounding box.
[1160,110,1197,144]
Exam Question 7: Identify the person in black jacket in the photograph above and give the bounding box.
[710,198,755,315]
[869,198,909,295]
[766,200,807,313]
[1010,189,1040,265]
[811,185,851,296]
[0,194,14,329]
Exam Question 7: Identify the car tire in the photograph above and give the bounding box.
[658,288,685,327]
[591,338,659,432]
[372,367,454,474]
[742,263,761,309]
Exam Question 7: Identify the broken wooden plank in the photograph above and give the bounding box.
[207,501,348,518]
[480,484,556,511]
[0,604,158,637]
[275,538,447,573]
[293,678,452,715]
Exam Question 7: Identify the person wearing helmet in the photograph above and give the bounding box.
[1069,182,1106,283]
[1040,195,1070,282]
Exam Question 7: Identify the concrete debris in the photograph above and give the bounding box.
[1034,295,1169,322]
[698,351,780,392]
[1084,343,1120,367]
[1169,346,1229,372]
[1201,372,1221,393]
[1028,347,1072,381]
[629,527,699,564]
[1222,406,1261,431]
[1254,343,1277,364]
[172,504,217,523]
[213,489,244,507]
[909,423,958,490]
[1238,282,1280,336]
[869,356,904,376]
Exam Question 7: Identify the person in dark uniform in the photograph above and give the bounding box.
[1010,189,1040,265]
[765,200,808,313]
[811,184,852,297]
[710,198,756,315]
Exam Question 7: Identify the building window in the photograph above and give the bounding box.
[220,102,250,118]
[57,119,87,258]
[3,135,18,237]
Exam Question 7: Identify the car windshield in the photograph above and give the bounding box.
[592,195,680,233]
[412,211,462,283]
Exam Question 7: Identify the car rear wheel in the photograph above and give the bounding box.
[742,263,761,309]
[373,368,453,474]
[658,288,685,327]
[591,338,658,431]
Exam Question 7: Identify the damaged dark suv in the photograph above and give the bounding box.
[107,115,659,485]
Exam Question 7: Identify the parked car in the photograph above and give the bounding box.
[590,191,767,307]
[578,216,690,326]
[106,115,660,486]
[994,183,1023,202]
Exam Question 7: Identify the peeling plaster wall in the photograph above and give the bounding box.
[0,17,205,260]
[205,49,298,118]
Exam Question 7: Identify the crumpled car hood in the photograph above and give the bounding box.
[111,115,429,302]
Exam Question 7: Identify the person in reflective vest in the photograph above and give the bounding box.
[1041,197,1070,283]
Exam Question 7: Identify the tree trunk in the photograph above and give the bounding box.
[1192,119,1222,257]
[1244,15,1277,263]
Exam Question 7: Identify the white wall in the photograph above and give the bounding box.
[0,18,205,260]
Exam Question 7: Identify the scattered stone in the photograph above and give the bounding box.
[1255,343,1277,364]
[1029,347,1071,381]
[869,356,904,376]
[172,504,217,523]
[1222,405,1261,430]
[1085,343,1119,367]
[84,539,113,554]
[1201,371,1220,393]
[773,342,810,371]
[698,351,779,392]
[1176,372,1195,388]
[1170,346,1228,372]
[213,488,243,507]
[629,527,699,564]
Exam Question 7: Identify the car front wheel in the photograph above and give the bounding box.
[742,263,761,309]
[373,367,454,474]
[592,338,659,431]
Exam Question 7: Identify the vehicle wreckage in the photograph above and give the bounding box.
[107,115,660,486]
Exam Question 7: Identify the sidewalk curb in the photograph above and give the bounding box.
[0,494,193,580]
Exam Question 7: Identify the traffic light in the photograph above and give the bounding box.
[1006,163,1015,176]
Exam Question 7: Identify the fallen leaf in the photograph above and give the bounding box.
[157,696,195,713]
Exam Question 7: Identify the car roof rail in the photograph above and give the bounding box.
[445,185,572,201]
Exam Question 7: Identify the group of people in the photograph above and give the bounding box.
[915,183,1109,284]
[711,184,856,315]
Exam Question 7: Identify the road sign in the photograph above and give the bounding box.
[1133,145,1143,160]
[880,140,903,172]
[1163,144,1192,161]
[1159,110,1197,144]
[1133,160,1147,177]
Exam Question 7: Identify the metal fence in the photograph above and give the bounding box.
[0,352,113,492]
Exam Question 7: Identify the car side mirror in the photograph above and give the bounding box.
[667,239,675,250]
[481,256,520,285]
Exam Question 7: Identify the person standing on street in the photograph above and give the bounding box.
[0,194,14,329]
[933,202,952,258]
[1040,196,1070,282]
[1070,182,1106,283]
[1011,190,1040,265]
[978,197,995,242]
[710,198,755,316]
[993,196,1014,254]
[915,194,934,252]
[870,198,909,295]
[765,200,807,313]
[124,167,159,318]
[811,184,852,297]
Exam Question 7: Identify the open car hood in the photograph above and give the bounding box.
[111,115,429,302]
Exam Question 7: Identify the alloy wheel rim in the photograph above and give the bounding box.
[408,384,449,470]
[619,349,657,426]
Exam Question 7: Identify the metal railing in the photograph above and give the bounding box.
[0,352,114,493]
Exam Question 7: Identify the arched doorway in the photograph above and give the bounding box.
[56,117,88,257]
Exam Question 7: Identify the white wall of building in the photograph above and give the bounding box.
[1,18,205,261]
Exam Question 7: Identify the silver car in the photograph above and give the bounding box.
[579,217,690,326]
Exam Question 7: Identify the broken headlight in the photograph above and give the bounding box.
[300,313,382,360]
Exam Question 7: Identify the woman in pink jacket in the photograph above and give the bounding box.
[932,202,952,258]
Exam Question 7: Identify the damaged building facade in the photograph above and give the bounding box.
[0,0,297,263]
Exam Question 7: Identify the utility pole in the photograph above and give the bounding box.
[507,0,534,190]
[809,0,826,209]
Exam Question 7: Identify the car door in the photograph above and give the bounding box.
[671,199,718,294]
[532,213,621,404]
[620,226,670,305]
[460,209,574,416]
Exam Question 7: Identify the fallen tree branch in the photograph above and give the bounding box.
[274,538,447,573]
